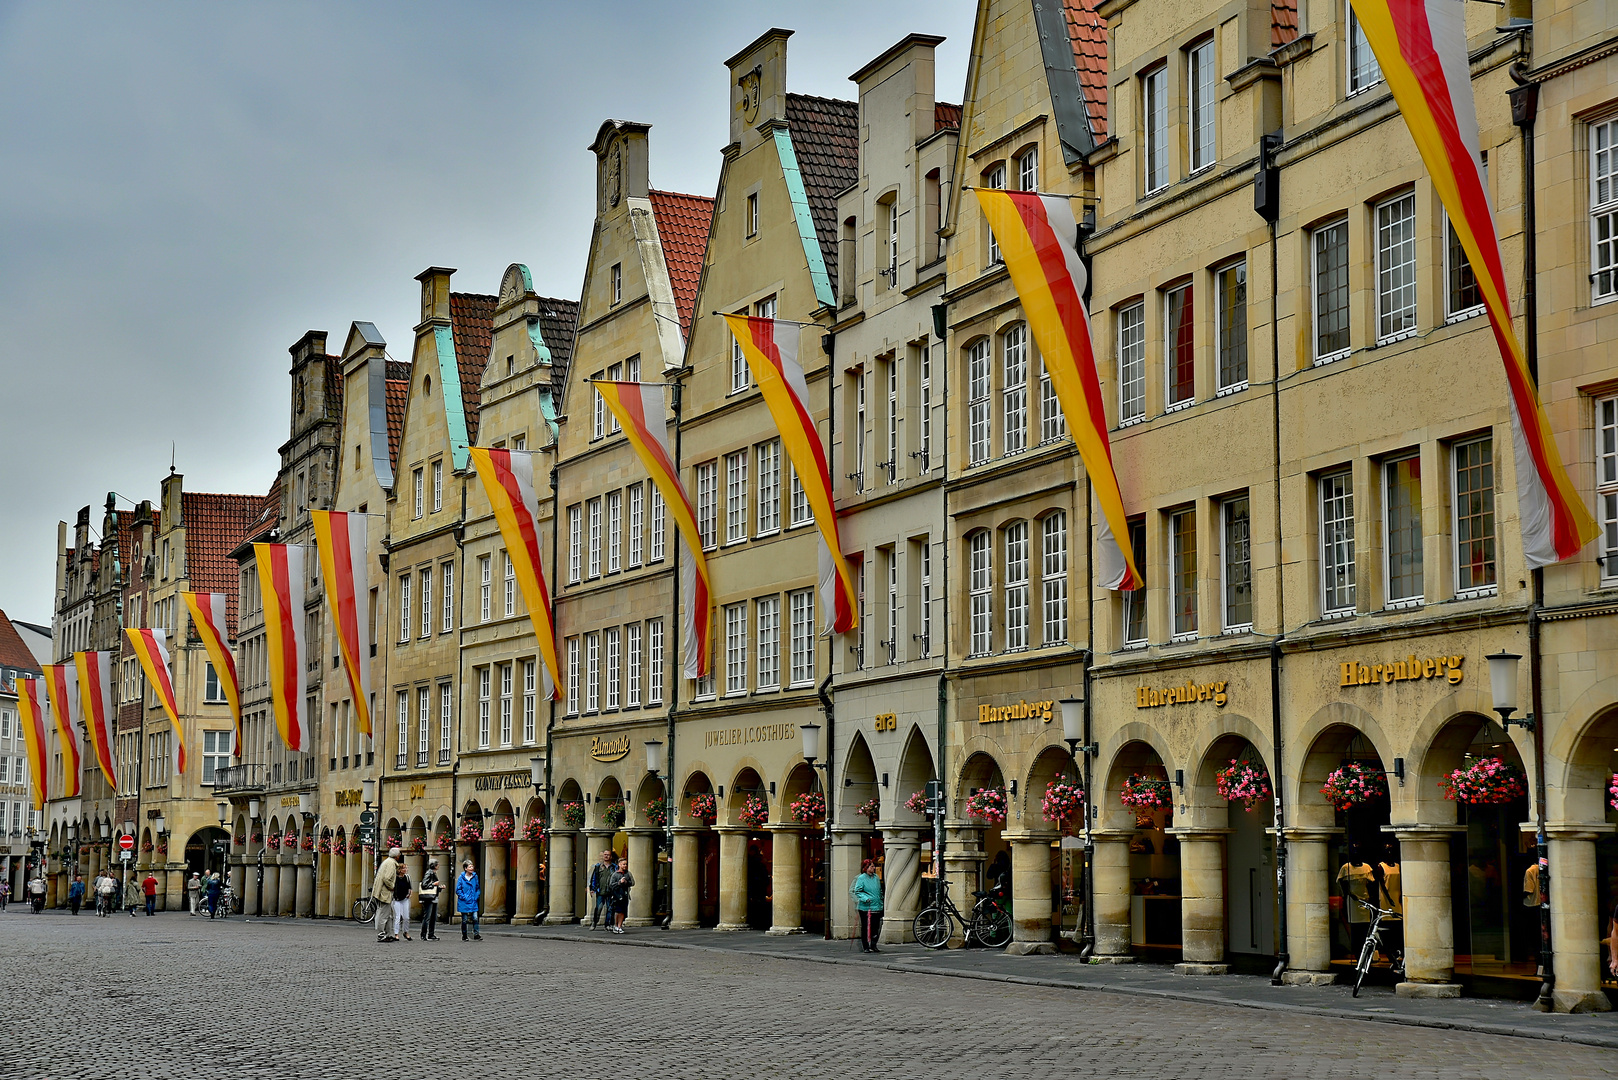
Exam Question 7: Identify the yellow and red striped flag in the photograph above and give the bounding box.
[182,592,242,756]
[17,677,48,810]
[254,543,311,752]
[126,627,186,774]
[310,512,372,737]
[75,650,118,790]
[42,663,81,798]
[974,189,1143,591]
[1349,0,1597,565]
[723,314,858,634]
[469,448,562,699]
[594,381,712,678]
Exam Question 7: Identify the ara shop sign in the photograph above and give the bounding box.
[977,699,1055,725]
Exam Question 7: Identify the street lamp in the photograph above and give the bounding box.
[1486,651,1533,730]
[1487,646,1552,1009]
[1060,693,1096,959]
[248,797,263,919]
[645,740,670,925]
[214,801,231,896]
[799,724,832,941]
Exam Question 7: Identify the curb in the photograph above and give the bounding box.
[491,928,1618,1050]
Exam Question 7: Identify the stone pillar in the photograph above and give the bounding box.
[165,866,184,913]
[260,859,280,917]
[404,850,426,919]
[1280,828,1338,983]
[326,851,344,918]
[278,854,297,917]
[625,830,657,927]
[767,826,803,935]
[829,827,864,940]
[1172,829,1231,973]
[942,823,985,948]
[1393,826,1463,998]
[1091,830,1134,961]
[671,828,701,929]
[295,857,314,917]
[482,842,509,924]
[543,830,576,924]
[877,828,921,945]
[1005,832,1057,955]
[715,826,748,931]
[456,841,477,887]
[1548,825,1615,1013]
[315,853,331,917]
[513,839,541,924]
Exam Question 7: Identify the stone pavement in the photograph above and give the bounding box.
[6,907,1617,1079]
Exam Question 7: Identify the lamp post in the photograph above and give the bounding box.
[122,819,135,917]
[1486,649,1553,1007]
[645,740,670,925]
[65,822,79,892]
[248,797,263,919]
[800,724,832,940]
[1061,695,1097,958]
[213,801,230,907]
[299,791,317,919]
[530,752,548,922]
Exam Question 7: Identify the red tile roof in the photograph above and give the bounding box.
[1272,0,1298,46]
[0,609,43,675]
[181,491,266,637]
[648,189,715,340]
[386,360,411,475]
[449,292,496,445]
[323,352,344,417]
[935,102,962,132]
[1066,0,1109,141]
[113,509,135,583]
[535,297,580,399]
[784,93,860,292]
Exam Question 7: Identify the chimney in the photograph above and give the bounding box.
[590,120,652,216]
[416,267,455,328]
[726,28,792,150]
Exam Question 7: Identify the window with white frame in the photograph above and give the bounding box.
[1222,496,1252,631]
[1143,65,1168,194]
[441,561,454,632]
[567,505,582,584]
[885,198,899,283]
[587,499,603,578]
[1003,325,1028,456]
[985,163,1006,264]
[968,338,992,465]
[628,484,645,567]
[605,627,621,710]
[1017,146,1038,192]
[757,440,781,533]
[1454,437,1496,594]
[439,683,452,764]
[696,462,718,549]
[397,690,410,767]
[1376,191,1418,343]
[968,531,992,656]
[788,590,814,686]
[477,667,492,748]
[1217,262,1248,391]
[1042,512,1068,645]
[606,362,623,433]
[1313,218,1350,362]
[522,660,536,744]
[201,730,231,783]
[1597,395,1618,583]
[398,574,410,642]
[593,373,606,439]
[626,624,642,707]
[420,567,432,638]
[611,262,622,304]
[479,554,492,622]
[1590,118,1618,303]
[918,538,933,656]
[497,663,513,746]
[724,603,747,695]
[503,551,516,616]
[746,192,759,237]
[585,632,600,712]
[918,344,932,467]
[1172,508,1199,638]
[566,637,580,715]
[885,358,899,483]
[1384,455,1424,605]
[731,312,750,393]
[725,450,748,543]
[1039,354,1065,443]
[1445,214,1483,321]
[204,662,225,703]
[757,596,780,689]
[431,460,443,513]
[1188,38,1216,173]
[607,490,622,572]
[650,485,667,561]
[647,619,665,704]
[1004,521,1029,651]
[884,548,899,664]
[412,469,423,519]
[1165,283,1195,408]
[1347,6,1383,95]
[852,369,867,489]
[417,687,431,764]
[1320,471,1356,614]
[789,466,811,527]
[1118,301,1146,424]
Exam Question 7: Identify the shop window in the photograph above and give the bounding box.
[1384,455,1424,606]
[1118,301,1146,425]
[1453,436,1496,596]
[1599,395,1618,586]
[1170,508,1198,639]
[1375,191,1418,344]
[1320,470,1356,615]
[1164,283,1194,409]
[1221,496,1251,632]
[1313,218,1350,363]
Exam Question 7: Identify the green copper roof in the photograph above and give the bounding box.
[434,325,471,471]
[773,127,835,309]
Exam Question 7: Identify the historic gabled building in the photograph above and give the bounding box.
[550,120,710,927]
[824,33,959,942]
[0,608,46,896]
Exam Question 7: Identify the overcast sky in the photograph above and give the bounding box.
[0,0,975,627]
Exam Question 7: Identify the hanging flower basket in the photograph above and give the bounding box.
[856,798,880,824]
[966,787,1007,825]
[522,817,546,840]
[1041,779,1085,830]
[435,832,455,852]
[333,840,348,858]
[1216,759,1274,811]
[1321,761,1389,811]
[1609,775,1618,813]
[457,820,483,843]
[234,833,246,847]
[559,802,586,829]
[902,790,930,817]
[1440,756,1527,805]
[140,839,154,853]
[738,795,770,830]
[1120,774,1173,811]
[300,834,315,851]
[385,834,402,850]
[318,835,332,854]
[688,793,717,824]
[409,835,428,854]
[602,800,626,830]
[250,831,264,844]
[263,834,280,852]
[489,818,515,842]
[790,791,826,824]
[643,798,668,829]
[155,841,168,856]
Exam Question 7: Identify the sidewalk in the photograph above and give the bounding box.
[491,921,1618,1049]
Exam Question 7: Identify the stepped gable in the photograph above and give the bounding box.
[935,102,962,132]
[449,291,497,445]
[1065,0,1109,141]
[648,190,715,340]
[783,92,860,291]
[535,296,580,398]
[0,609,43,675]
[182,491,266,635]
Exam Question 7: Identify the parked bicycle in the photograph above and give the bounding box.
[351,894,379,925]
[1350,893,1404,997]
[210,885,238,918]
[913,878,1012,949]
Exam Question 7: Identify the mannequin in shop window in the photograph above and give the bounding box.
[1374,842,1404,976]
[987,850,1011,900]
[1336,845,1378,957]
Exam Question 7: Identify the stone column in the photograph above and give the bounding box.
[829,827,864,940]
[315,852,331,917]
[456,841,478,886]
[278,853,297,917]
[767,826,803,935]
[1280,828,1339,984]
[1091,830,1134,961]
[326,851,344,918]
[165,865,184,913]
[1548,824,1615,1014]
[877,828,921,945]
[670,828,701,929]
[347,848,364,912]
[1004,832,1056,955]
[543,830,576,924]
[260,858,279,917]
[1393,825,1463,998]
[482,842,509,924]
[295,856,314,917]
[715,826,748,931]
[404,850,426,919]
[625,830,657,927]
[942,823,985,948]
[513,839,541,924]
[1173,828,1231,974]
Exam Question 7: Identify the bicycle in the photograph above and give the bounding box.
[912,878,1013,950]
[351,894,379,925]
[1349,894,1403,997]
[209,886,238,918]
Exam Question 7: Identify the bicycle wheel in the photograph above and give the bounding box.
[972,902,1012,949]
[1352,934,1377,997]
[913,907,951,949]
[352,897,376,924]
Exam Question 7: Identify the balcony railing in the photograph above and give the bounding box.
[214,763,265,794]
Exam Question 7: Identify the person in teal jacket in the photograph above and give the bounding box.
[850,859,884,952]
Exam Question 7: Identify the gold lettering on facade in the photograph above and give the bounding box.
[334,789,362,807]
[590,735,631,762]
[977,700,1055,725]
[409,783,426,800]
[1339,655,1463,688]
[1135,681,1228,709]
[874,713,898,732]
[703,723,800,748]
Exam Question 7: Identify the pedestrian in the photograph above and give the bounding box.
[141,871,159,916]
[94,873,115,915]
[186,872,202,916]
[609,858,634,934]
[372,846,401,942]
[68,874,85,915]
[418,858,441,941]
[205,872,223,917]
[0,878,9,911]
[392,860,413,941]
[455,859,481,941]
[123,872,140,916]
[587,849,617,930]
[851,859,884,952]
[30,875,47,913]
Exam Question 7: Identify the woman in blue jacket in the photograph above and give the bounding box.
[455,860,482,941]
[850,859,884,952]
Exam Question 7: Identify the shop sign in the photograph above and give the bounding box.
[472,771,532,792]
[279,795,300,808]
[1136,680,1228,708]
[873,713,898,732]
[977,699,1055,725]
[409,784,426,800]
[334,789,363,807]
[1340,654,1463,687]
[703,723,799,748]
[590,735,631,762]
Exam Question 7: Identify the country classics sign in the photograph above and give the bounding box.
[590,734,631,762]
[472,771,532,792]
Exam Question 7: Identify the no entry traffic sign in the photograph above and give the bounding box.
[118,834,135,852]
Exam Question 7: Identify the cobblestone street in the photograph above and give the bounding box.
[7,909,1618,1079]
